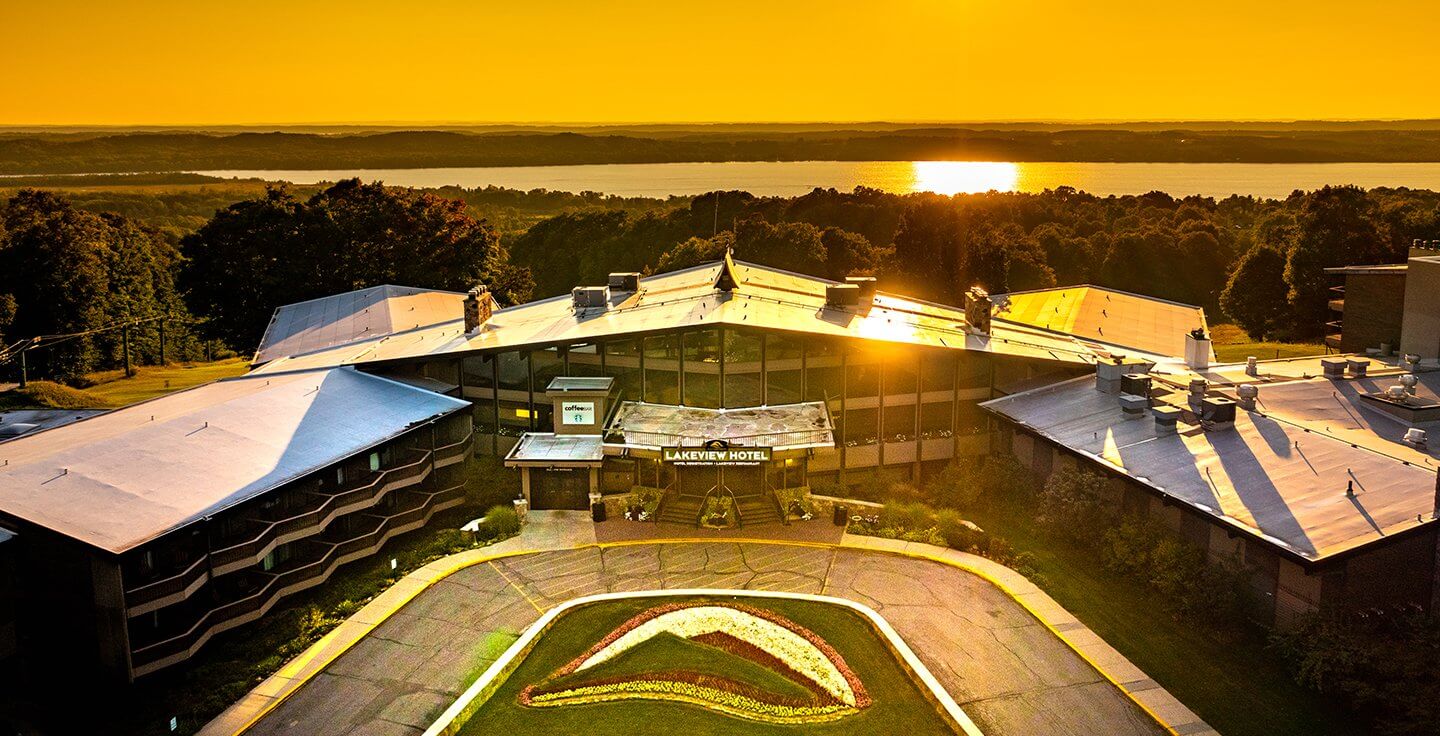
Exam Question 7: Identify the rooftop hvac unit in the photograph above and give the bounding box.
[825,283,861,308]
[1120,373,1151,398]
[572,286,611,310]
[608,272,641,292]
[1201,396,1237,427]
[844,276,878,304]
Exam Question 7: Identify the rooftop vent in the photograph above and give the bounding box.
[608,272,641,293]
[1404,427,1429,449]
[1321,358,1347,379]
[463,286,494,333]
[1236,383,1259,411]
[1346,357,1369,378]
[845,276,878,308]
[1187,378,1208,412]
[1120,373,1151,398]
[1152,404,1183,435]
[964,286,992,335]
[1119,394,1149,420]
[572,286,611,311]
[825,283,861,308]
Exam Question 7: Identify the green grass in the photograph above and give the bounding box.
[82,358,249,406]
[962,501,1361,736]
[460,596,957,736]
[1210,323,1327,363]
[0,380,113,409]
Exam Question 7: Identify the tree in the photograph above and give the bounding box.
[182,180,532,351]
[1221,245,1293,339]
[1285,186,1383,338]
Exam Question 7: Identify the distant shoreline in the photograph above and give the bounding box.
[8,128,1440,176]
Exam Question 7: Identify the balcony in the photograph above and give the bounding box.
[123,428,472,613]
[128,480,466,676]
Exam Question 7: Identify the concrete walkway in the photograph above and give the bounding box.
[200,513,1216,736]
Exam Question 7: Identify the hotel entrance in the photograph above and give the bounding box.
[530,468,591,510]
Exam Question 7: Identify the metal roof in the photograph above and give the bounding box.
[253,285,466,365]
[504,433,605,465]
[991,286,1210,360]
[610,401,834,451]
[253,261,1193,375]
[0,368,469,554]
[983,361,1440,563]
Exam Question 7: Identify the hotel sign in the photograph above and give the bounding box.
[662,445,772,466]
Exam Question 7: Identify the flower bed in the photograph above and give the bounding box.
[520,601,870,723]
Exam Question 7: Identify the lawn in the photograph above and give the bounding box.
[82,358,250,406]
[1209,323,1328,362]
[458,595,959,736]
[962,501,1361,736]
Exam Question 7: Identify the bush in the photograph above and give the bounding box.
[2,380,112,409]
[933,508,983,550]
[1035,468,1115,546]
[478,505,520,540]
[628,485,664,518]
[879,500,935,530]
[1100,517,1155,578]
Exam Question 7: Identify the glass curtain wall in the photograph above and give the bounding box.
[682,328,721,408]
[723,329,764,408]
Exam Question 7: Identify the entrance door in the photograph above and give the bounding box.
[532,468,590,510]
[721,464,764,496]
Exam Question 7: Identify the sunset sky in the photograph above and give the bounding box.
[2,0,1438,126]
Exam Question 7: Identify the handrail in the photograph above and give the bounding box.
[696,483,742,528]
[130,482,466,666]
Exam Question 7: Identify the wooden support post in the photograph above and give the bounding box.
[18,348,27,389]
[158,320,166,365]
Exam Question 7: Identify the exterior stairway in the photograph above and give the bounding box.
[655,489,782,527]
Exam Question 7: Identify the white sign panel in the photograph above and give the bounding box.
[561,400,595,425]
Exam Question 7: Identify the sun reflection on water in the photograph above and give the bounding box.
[909,161,1020,195]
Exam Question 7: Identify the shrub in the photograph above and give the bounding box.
[983,453,1038,502]
[1035,468,1115,546]
[478,505,521,539]
[628,485,664,517]
[1100,517,1156,578]
[3,380,112,409]
[879,500,935,531]
[933,508,983,550]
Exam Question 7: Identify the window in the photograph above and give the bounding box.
[335,466,346,485]
[883,403,917,442]
[765,333,803,405]
[604,339,642,401]
[921,401,954,439]
[531,347,565,393]
[368,451,381,473]
[844,408,878,446]
[882,352,918,396]
[497,351,530,393]
[567,343,603,377]
[683,329,721,408]
[261,544,292,572]
[643,334,680,404]
[723,329,763,408]
[462,354,496,390]
[920,352,956,393]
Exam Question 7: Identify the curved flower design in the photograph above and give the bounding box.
[520,601,871,723]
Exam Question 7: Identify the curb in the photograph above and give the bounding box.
[199,533,1217,736]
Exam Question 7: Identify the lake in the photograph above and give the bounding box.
[193,161,1440,200]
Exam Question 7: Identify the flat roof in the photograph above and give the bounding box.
[252,260,1198,375]
[610,401,834,451]
[983,358,1439,563]
[991,286,1210,359]
[504,433,605,465]
[0,368,469,554]
[253,284,465,365]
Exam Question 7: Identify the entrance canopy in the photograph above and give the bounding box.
[607,401,834,451]
[504,433,605,467]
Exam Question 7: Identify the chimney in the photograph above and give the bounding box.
[1236,383,1259,411]
[1345,357,1369,378]
[964,286,992,335]
[463,286,493,333]
[825,283,861,308]
[1245,356,1258,377]
[1095,357,1155,394]
[608,272,641,293]
[845,276,878,310]
[1184,328,1211,370]
[572,286,611,311]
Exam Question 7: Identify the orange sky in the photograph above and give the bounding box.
[2,0,1437,125]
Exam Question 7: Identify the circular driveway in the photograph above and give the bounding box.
[248,543,1166,736]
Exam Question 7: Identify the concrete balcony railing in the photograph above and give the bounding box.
[123,428,472,614]
[128,481,467,676]
[1327,299,1345,313]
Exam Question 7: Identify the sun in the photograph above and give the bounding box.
[910,161,1020,195]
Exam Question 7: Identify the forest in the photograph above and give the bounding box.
[3,179,1439,380]
[9,127,1440,174]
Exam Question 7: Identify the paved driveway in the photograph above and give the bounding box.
[249,543,1165,736]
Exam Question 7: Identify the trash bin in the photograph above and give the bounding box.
[591,501,607,523]
[833,504,848,526]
